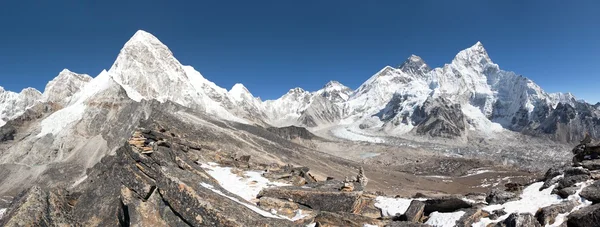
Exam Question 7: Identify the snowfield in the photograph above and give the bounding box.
[425,211,466,227]
[473,180,593,227]
[200,162,289,202]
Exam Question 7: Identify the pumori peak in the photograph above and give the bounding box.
[108,30,200,105]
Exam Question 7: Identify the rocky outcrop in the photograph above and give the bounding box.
[258,182,363,213]
[532,102,600,143]
[0,186,74,226]
[0,128,296,226]
[412,97,467,138]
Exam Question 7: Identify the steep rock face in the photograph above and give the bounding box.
[531,102,600,142]
[412,97,467,138]
[0,87,42,127]
[42,69,92,106]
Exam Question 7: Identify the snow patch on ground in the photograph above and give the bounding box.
[331,127,384,143]
[200,162,289,202]
[425,211,466,227]
[375,196,425,217]
[474,180,593,226]
[0,119,5,127]
[200,182,286,219]
[0,208,6,220]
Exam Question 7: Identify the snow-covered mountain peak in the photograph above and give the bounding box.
[229,83,254,102]
[43,69,93,106]
[20,87,42,97]
[108,30,199,105]
[126,30,162,46]
[452,41,492,66]
[286,87,308,96]
[316,81,352,102]
[399,54,431,76]
[0,86,42,126]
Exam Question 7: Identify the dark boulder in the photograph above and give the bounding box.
[486,189,518,205]
[401,200,425,222]
[535,200,578,225]
[582,160,600,171]
[580,181,600,203]
[423,196,472,214]
[564,167,591,177]
[556,186,579,199]
[567,203,600,227]
[495,213,541,227]
[455,208,488,227]
[488,209,507,220]
[557,174,590,190]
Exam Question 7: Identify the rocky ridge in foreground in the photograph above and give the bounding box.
[1,123,600,226]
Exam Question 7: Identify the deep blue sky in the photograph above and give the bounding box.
[0,1,598,102]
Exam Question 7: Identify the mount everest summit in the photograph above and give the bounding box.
[0,30,598,144]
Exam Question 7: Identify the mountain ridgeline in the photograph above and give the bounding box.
[0,30,598,144]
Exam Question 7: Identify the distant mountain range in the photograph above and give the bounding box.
[1,30,598,144]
